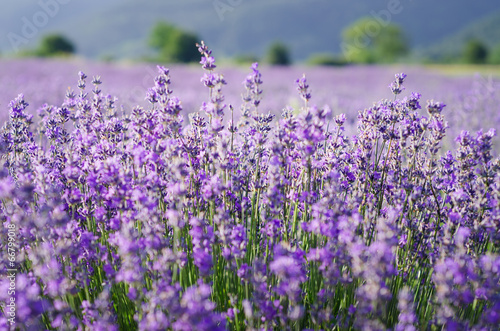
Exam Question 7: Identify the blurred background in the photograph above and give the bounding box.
[1,0,500,65]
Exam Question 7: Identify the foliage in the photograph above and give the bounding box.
[341,17,409,63]
[35,34,75,57]
[232,54,260,65]
[421,10,500,64]
[306,53,347,66]
[462,39,489,64]
[149,21,200,63]
[489,44,500,64]
[265,41,291,65]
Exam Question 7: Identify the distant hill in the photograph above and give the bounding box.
[0,0,499,61]
[419,9,500,61]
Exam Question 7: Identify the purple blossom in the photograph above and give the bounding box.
[427,99,446,116]
[296,74,312,103]
[389,73,407,95]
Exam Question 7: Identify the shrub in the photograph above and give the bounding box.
[306,53,347,66]
[265,41,291,65]
[463,39,489,64]
[341,17,408,63]
[149,21,200,63]
[35,33,75,57]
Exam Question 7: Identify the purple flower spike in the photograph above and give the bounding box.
[404,92,422,110]
[389,73,407,95]
[296,74,312,103]
[426,99,446,116]
[200,56,216,70]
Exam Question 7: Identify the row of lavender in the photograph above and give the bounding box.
[1,42,499,330]
[1,59,499,153]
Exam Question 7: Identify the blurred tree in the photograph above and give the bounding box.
[463,39,489,64]
[36,34,75,57]
[149,22,199,63]
[488,44,500,64]
[306,53,347,66]
[265,41,291,65]
[233,54,260,65]
[341,17,408,63]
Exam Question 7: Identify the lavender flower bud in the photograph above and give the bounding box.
[426,99,446,116]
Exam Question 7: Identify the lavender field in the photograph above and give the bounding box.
[1,42,500,330]
[1,57,499,151]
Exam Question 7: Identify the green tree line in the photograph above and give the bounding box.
[3,18,500,66]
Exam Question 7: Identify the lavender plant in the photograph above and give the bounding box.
[1,43,499,331]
